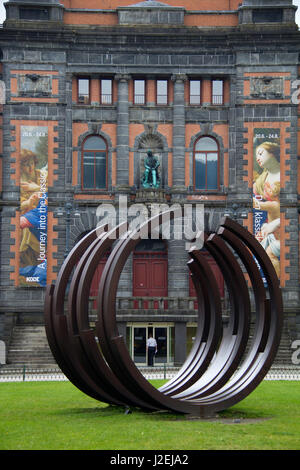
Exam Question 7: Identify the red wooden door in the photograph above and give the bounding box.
[133,252,168,308]
[189,252,224,309]
[90,252,110,309]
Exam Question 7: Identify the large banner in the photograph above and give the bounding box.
[19,126,48,287]
[253,128,281,280]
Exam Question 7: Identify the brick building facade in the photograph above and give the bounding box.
[0,0,299,366]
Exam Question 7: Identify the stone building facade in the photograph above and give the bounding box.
[0,0,299,366]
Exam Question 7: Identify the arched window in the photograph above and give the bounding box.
[194,136,219,191]
[82,136,107,190]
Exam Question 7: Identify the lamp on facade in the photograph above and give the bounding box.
[56,202,81,258]
[224,203,248,221]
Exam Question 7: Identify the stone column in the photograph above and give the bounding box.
[65,72,73,188]
[171,74,187,189]
[174,322,187,366]
[0,340,6,365]
[228,75,237,193]
[115,74,131,188]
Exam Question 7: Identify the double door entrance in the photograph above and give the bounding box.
[126,324,174,366]
[133,245,168,309]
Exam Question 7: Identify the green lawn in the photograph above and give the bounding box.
[0,380,299,450]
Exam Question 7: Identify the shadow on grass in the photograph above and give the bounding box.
[53,405,190,421]
[53,403,273,423]
[54,405,130,418]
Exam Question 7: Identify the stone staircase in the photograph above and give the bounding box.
[240,320,294,366]
[4,321,294,369]
[274,322,294,365]
[7,325,57,367]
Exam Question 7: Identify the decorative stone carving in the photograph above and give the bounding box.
[200,122,214,135]
[117,1,185,26]
[88,122,102,134]
[171,73,188,83]
[115,74,131,82]
[18,74,52,97]
[250,77,284,98]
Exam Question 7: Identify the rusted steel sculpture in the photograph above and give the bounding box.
[44,214,283,417]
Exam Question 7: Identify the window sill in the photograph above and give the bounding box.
[130,104,172,108]
[73,103,116,108]
[187,103,229,108]
[75,189,112,195]
[187,187,227,196]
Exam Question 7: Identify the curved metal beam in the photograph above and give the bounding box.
[44,215,283,418]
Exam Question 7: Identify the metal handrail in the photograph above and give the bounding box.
[212,94,223,105]
[1,364,299,382]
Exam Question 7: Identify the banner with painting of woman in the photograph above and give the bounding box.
[253,129,280,280]
[19,126,48,287]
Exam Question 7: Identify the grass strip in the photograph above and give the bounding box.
[0,380,299,450]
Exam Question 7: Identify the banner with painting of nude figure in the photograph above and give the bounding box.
[253,128,280,281]
[19,126,48,287]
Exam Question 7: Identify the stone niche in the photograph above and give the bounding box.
[136,133,164,189]
[117,1,185,26]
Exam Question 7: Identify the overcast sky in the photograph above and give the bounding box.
[0,0,299,27]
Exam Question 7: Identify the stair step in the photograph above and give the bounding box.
[7,325,56,366]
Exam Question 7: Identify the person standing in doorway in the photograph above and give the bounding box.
[147,333,157,367]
